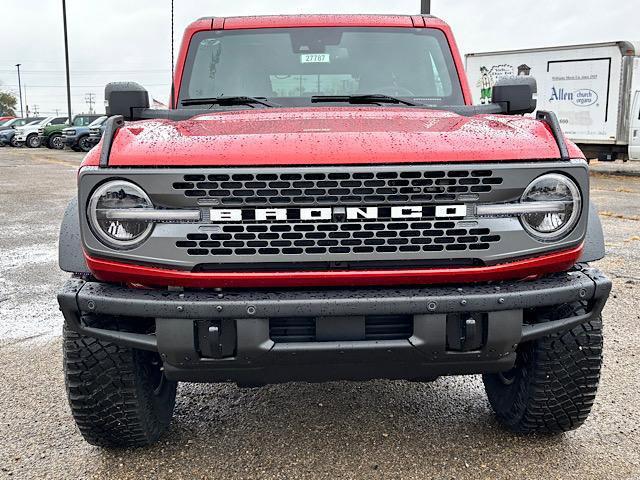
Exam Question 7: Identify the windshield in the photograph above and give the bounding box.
[88,116,108,127]
[179,27,464,107]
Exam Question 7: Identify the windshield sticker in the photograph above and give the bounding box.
[300,53,330,64]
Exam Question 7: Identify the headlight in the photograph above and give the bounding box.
[88,180,154,248]
[64,129,76,135]
[520,173,581,241]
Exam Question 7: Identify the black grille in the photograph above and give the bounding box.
[365,315,413,340]
[176,221,501,257]
[269,315,413,343]
[172,169,503,206]
[269,317,316,343]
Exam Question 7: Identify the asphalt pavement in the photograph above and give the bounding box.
[0,148,639,479]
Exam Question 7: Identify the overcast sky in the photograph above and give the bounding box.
[0,0,637,117]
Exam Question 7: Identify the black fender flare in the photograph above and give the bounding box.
[578,201,606,263]
[59,198,91,275]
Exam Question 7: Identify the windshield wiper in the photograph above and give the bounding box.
[311,94,419,107]
[181,96,281,108]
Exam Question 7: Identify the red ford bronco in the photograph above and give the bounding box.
[58,14,611,447]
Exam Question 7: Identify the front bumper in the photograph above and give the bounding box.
[58,266,611,386]
[63,135,79,146]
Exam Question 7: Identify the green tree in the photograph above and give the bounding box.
[0,88,18,116]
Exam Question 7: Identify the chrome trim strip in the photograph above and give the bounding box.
[476,201,567,216]
[103,209,201,222]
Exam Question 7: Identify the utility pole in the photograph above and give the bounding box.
[32,105,39,116]
[15,64,24,117]
[55,109,59,116]
[85,93,96,114]
[421,0,431,14]
[62,0,72,122]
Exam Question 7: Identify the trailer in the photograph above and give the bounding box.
[466,41,640,161]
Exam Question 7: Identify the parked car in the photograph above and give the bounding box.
[58,14,610,448]
[40,114,102,150]
[0,118,45,147]
[0,116,15,124]
[86,120,107,148]
[0,117,44,134]
[62,116,107,152]
[15,116,68,148]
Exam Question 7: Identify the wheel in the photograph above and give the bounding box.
[26,133,41,148]
[9,136,18,147]
[483,302,602,434]
[48,133,64,150]
[63,316,177,447]
[77,135,93,152]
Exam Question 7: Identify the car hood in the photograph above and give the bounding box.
[99,107,572,167]
[64,126,90,134]
[16,125,41,134]
[45,125,67,132]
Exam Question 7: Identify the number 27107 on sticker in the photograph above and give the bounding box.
[300,54,330,64]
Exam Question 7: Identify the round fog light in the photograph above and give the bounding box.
[520,173,581,241]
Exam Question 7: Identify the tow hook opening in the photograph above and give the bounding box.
[196,319,237,359]
[446,313,488,352]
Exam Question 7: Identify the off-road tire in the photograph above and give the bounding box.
[48,133,64,150]
[63,317,177,447]
[483,302,603,434]
[26,133,40,148]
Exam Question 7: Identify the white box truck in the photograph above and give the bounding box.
[466,41,640,161]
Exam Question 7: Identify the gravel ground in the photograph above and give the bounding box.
[0,148,639,479]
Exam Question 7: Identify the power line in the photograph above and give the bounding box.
[0,69,170,73]
[1,83,170,88]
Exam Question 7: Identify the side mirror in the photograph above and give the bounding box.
[492,76,537,115]
[105,82,149,120]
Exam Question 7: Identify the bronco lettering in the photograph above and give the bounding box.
[210,205,468,222]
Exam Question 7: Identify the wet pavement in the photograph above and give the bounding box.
[0,148,639,479]
[589,159,640,179]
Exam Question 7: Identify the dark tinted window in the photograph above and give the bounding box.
[73,115,100,127]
